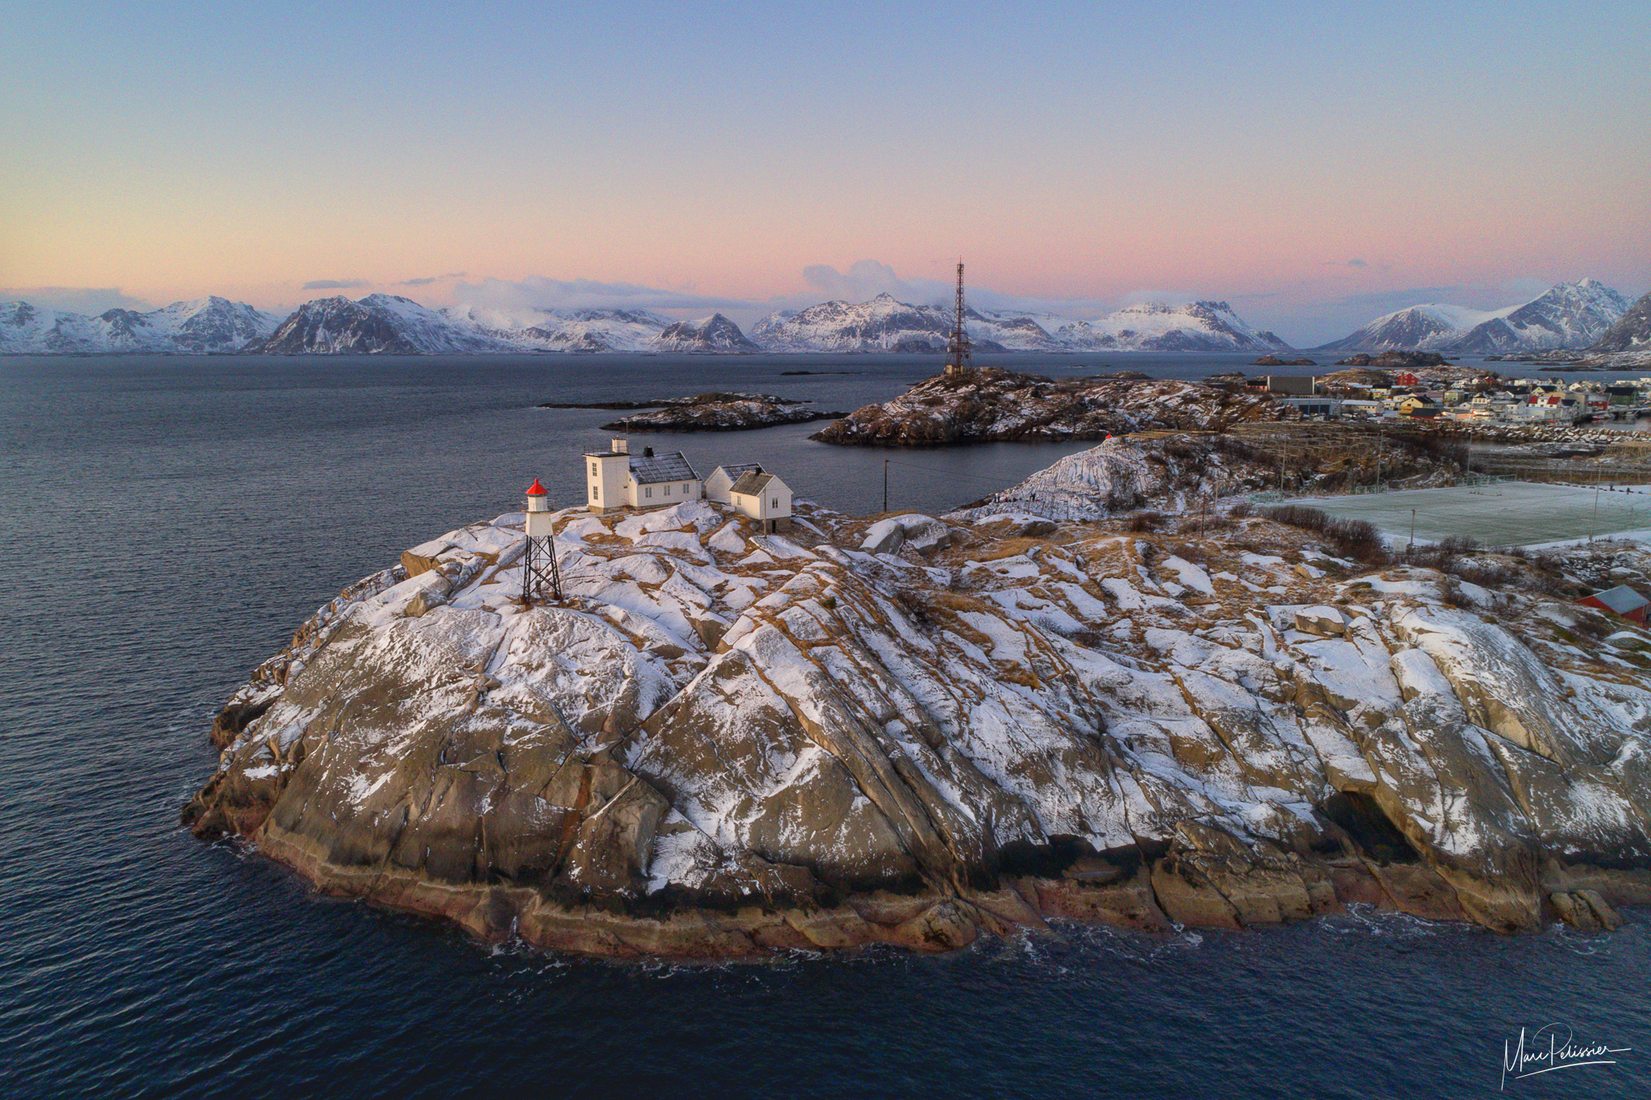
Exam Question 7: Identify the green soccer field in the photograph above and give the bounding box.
[1281,481,1651,548]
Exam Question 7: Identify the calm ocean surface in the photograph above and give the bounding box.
[1,352,1646,1098]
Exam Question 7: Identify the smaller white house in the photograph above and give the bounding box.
[584,438,703,514]
[728,470,792,532]
[704,463,762,503]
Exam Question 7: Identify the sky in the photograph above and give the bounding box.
[2,0,1649,344]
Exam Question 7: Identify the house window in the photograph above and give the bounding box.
[592,484,599,500]
[664,483,671,496]
[771,497,778,509]
[645,486,653,499]
[590,463,597,477]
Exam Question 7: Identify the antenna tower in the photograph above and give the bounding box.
[945,259,972,377]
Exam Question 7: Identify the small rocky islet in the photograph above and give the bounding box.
[186,433,1651,957]
[539,392,847,432]
[812,368,1291,446]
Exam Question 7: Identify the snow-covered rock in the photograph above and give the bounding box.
[860,514,951,554]
[814,368,1290,446]
[185,491,1651,956]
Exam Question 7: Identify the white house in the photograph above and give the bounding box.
[584,438,702,514]
[728,470,792,532]
[704,463,763,503]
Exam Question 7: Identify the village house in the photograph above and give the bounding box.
[727,469,793,533]
[1396,394,1439,418]
[704,463,762,503]
[583,439,794,529]
[584,438,702,514]
[1578,585,1651,625]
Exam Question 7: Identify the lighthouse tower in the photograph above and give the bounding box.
[520,478,563,603]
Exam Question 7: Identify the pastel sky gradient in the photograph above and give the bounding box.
[3,0,1648,342]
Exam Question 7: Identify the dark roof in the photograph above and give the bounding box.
[1585,585,1650,615]
[629,451,699,484]
[713,463,762,481]
[728,470,776,496]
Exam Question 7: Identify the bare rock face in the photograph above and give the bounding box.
[186,477,1651,956]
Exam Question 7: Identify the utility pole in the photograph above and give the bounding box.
[883,458,889,512]
[1375,420,1384,493]
[1409,507,1416,558]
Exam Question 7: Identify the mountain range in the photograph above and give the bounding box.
[1317,279,1631,354]
[6,280,1645,357]
[0,292,1294,356]
[0,296,279,354]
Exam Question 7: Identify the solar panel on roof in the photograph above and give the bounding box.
[629,452,699,484]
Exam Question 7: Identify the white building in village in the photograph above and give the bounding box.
[728,469,792,533]
[584,438,702,513]
[584,438,792,530]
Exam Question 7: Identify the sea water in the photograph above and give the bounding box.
[1,354,1645,1097]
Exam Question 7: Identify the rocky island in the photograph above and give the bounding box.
[812,368,1289,446]
[540,392,846,432]
[186,439,1651,956]
[1333,350,1451,368]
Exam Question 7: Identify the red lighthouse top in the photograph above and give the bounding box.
[525,478,548,497]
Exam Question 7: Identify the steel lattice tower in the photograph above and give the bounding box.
[945,260,972,377]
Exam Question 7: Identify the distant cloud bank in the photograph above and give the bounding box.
[0,286,154,313]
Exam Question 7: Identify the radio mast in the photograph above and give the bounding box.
[944,259,972,378]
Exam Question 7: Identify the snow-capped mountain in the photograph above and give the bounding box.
[748,293,1284,353]
[1588,289,1651,354]
[0,296,278,354]
[449,306,671,352]
[653,313,758,353]
[750,293,963,353]
[1316,303,1504,353]
[6,289,1287,356]
[1319,280,1628,353]
[1450,279,1629,354]
[250,294,501,354]
[1050,301,1291,353]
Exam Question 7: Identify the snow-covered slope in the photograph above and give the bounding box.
[1589,289,1651,354]
[187,492,1651,955]
[448,306,671,352]
[1451,280,1628,354]
[1052,300,1291,352]
[0,297,278,354]
[1321,280,1629,353]
[750,293,975,352]
[653,313,759,353]
[251,294,504,354]
[749,294,1286,353]
[1316,303,1507,353]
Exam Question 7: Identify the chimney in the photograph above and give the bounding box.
[643,446,655,458]
[611,438,629,454]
